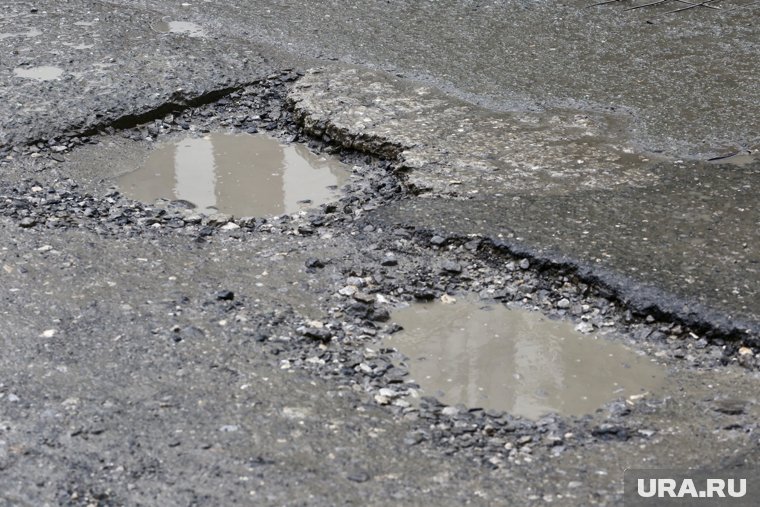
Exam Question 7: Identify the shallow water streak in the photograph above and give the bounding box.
[13,66,63,81]
[152,20,205,37]
[383,300,665,419]
[118,133,349,216]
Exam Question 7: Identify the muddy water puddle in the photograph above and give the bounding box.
[117,133,350,216]
[383,299,665,419]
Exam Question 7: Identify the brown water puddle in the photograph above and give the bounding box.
[382,299,665,419]
[117,133,350,216]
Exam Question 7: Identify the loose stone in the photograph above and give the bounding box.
[381,253,398,266]
[207,213,233,226]
[19,217,37,228]
[441,406,460,416]
[220,222,240,231]
[305,258,325,269]
[215,290,235,301]
[442,260,462,273]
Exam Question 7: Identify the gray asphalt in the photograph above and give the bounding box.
[0,0,295,145]
[94,0,760,158]
[291,66,760,335]
[373,160,760,335]
[0,222,532,506]
[2,0,760,505]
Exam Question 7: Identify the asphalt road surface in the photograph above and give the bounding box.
[1,1,759,506]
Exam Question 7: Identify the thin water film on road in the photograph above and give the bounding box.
[383,299,665,419]
[118,133,350,216]
[13,66,63,81]
[151,20,206,37]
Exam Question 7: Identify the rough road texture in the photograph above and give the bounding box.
[290,68,653,196]
[2,0,760,506]
[291,67,760,336]
[121,0,760,158]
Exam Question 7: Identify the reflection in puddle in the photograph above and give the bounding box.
[152,20,205,37]
[118,133,349,216]
[383,299,665,419]
[13,66,64,81]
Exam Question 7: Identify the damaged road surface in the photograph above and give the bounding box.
[1,1,760,506]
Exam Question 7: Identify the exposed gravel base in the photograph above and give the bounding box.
[3,72,758,364]
[286,66,760,338]
[3,1,760,504]
[2,72,760,506]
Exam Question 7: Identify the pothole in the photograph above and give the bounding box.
[13,66,64,81]
[382,298,666,419]
[151,20,205,37]
[116,132,350,216]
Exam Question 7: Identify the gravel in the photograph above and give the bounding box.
[1,66,759,506]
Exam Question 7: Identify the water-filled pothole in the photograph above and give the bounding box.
[382,299,665,419]
[117,133,350,216]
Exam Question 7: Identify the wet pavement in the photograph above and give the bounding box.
[151,20,206,38]
[1,0,759,505]
[124,0,759,159]
[0,221,536,506]
[0,0,296,146]
[12,66,64,81]
[370,159,760,335]
[293,67,760,335]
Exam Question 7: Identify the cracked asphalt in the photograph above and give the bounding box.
[1,1,760,506]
